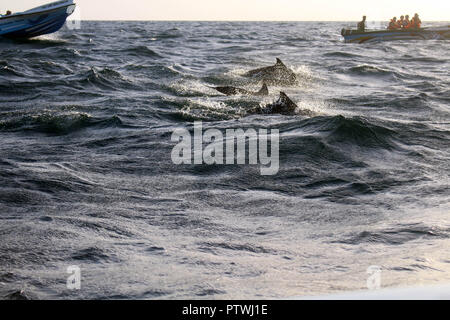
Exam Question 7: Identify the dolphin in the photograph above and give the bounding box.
[250,92,315,116]
[211,83,269,96]
[244,58,297,86]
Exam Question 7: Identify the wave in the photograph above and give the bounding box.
[387,94,431,111]
[0,59,73,82]
[335,223,450,245]
[84,67,123,81]
[164,95,401,153]
[347,65,397,77]
[0,36,67,48]
[0,64,23,77]
[20,47,83,60]
[29,60,74,76]
[284,36,311,42]
[0,113,124,135]
[164,97,254,122]
[399,55,447,63]
[124,64,182,79]
[323,51,363,58]
[72,247,117,263]
[152,28,183,40]
[76,67,139,91]
[0,188,52,205]
[121,45,162,58]
[303,115,398,149]
[198,242,279,255]
[0,66,141,93]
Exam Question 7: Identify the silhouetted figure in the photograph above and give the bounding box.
[402,15,410,28]
[410,13,422,29]
[358,16,367,32]
[388,17,399,30]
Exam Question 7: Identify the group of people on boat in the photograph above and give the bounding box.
[356,14,422,33]
[388,14,422,30]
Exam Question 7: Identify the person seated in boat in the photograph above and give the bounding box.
[357,16,367,32]
[402,15,410,28]
[388,17,399,30]
[409,13,422,29]
[5,10,12,16]
[398,16,405,28]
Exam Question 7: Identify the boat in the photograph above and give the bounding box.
[0,0,76,39]
[341,26,450,43]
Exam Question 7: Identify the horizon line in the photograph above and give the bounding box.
[71,19,450,22]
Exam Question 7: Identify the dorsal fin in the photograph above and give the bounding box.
[276,58,285,66]
[258,83,269,95]
[279,92,298,109]
[279,91,289,102]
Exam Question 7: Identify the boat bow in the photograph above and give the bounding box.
[0,0,76,38]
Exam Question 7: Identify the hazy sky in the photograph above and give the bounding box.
[3,0,450,21]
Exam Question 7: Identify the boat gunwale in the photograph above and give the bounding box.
[343,26,450,37]
[0,3,74,22]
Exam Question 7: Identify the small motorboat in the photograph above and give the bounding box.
[341,26,450,43]
[0,0,76,39]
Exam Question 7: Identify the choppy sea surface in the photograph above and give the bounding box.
[0,21,449,299]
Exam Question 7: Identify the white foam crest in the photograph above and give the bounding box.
[295,98,335,116]
[33,33,66,43]
[179,97,246,120]
[225,67,249,78]
[170,79,212,96]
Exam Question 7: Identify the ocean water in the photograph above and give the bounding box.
[0,21,449,300]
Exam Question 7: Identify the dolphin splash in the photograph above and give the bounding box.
[250,92,315,116]
[211,83,269,96]
[245,58,297,86]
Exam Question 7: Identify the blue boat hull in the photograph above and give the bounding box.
[0,3,75,39]
[342,26,450,43]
